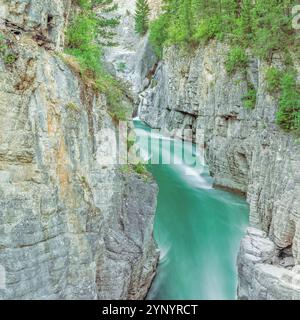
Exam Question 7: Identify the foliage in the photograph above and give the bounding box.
[120,163,150,177]
[95,73,130,121]
[127,137,135,152]
[250,1,293,60]
[149,0,300,129]
[242,86,257,109]
[193,16,223,44]
[0,34,7,53]
[264,67,300,131]
[276,71,300,131]
[265,67,282,94]
[135,0,150,35]
[116,62,127,72]
[149,14,169,57]
[66,1,130,121]
[120,164,131,174]
[70,0,120,47]
[149,0,299,61]
[0,34,17,66]
[4,53,17,65]
[66,13,102,75]
[66,0,119,75]
[225,47,248,74]
[133,162,148,175]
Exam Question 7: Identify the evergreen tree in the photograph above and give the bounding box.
[72,0,120,46]
[135,0,150,35]
[66,0,120,76]
[92,0,120,46]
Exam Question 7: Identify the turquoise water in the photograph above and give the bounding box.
[133,120,249,300]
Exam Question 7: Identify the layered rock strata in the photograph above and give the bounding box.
[0,0,158,300]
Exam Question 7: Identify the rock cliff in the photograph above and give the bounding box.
[103,0,161,96]
[0,0,158,299]
[138,43,300,299]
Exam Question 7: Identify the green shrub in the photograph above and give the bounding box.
[193,16,223,44]
[117,62,126,73]
[0,34,17,66]
[94,74,130,121]
[120,163,149,177]
[73,0,118,12]
[4,53,17,65]
[251,1,293,60]
[225,47,248,74]
[65,1,129,121]
[242,87,257,109]
[149,14,169,58]
[73,0,91,9]
[133,162,148,175]
[277,72,300,131]
[265,67,282,94]
[127,137,135,152]
[66,13,97,48]
[65,12,102,75]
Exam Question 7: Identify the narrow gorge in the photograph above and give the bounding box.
[108,0,300,300]
[136,7,300,300]
[138,43,300,299]
[0,0,300,301]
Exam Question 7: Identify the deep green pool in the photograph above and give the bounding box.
[134,120,249,300]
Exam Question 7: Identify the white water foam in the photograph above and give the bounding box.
[135,125,213,190]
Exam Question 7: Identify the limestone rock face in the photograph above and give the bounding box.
[238,228,300,300]
[0,1,158,300]
[138,43,300,299]
[0,0,71,50]
[103,0,161,95]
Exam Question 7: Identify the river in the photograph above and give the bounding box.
[133,119,249,300]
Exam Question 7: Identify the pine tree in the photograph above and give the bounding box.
[92,0,120,46]
[72,0,120,46]
[66,0,120,76]
[135,0,150,36]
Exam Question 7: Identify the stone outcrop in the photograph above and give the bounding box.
[138,42,300,299]
[238,228,300,299]
[0,0,158,300]
[103,0,161,95]
[0,0,71,50]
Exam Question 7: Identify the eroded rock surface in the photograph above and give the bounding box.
[0,0,158,300]
[103,0,161,95]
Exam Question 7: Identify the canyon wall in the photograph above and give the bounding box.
[103,0,161,95]
[139,43,300,299]
[0,0,158,299]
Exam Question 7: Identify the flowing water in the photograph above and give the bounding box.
[133,119,249,300]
